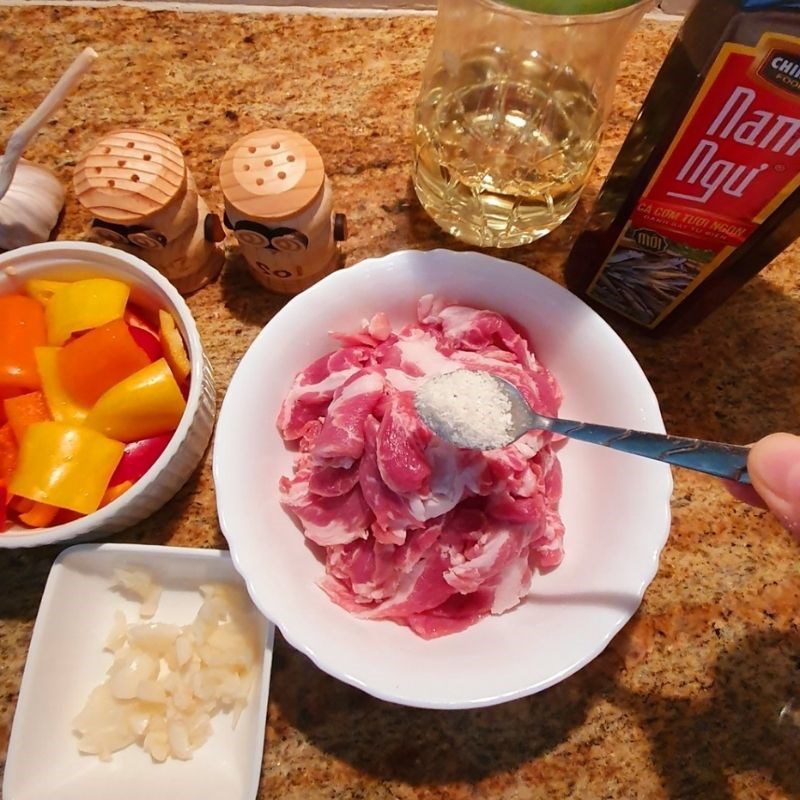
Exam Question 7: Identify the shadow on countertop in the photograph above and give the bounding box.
[619,274,800,446]
[267,626,617,786]
[220,253,293,329]
[269,624,800,798]
[619,628,800,800]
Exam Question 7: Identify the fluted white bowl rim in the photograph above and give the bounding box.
[0,241,209,548]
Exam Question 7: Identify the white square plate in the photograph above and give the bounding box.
[3,543,275,800]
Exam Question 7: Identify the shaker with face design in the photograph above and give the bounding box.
[73,129,225,294]
[219,129,347,295]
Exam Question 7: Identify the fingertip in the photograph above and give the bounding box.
[724,479,768,510]
[747,432,800,538]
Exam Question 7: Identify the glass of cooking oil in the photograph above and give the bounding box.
[413,0,652,248]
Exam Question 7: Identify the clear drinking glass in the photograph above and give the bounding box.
[412,0,652,248]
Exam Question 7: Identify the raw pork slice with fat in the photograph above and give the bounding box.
[277,296,564,638]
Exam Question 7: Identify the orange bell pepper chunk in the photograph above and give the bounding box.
[100,480,133,508]
[18,501,59,528]
[0,480,7,532]
[35,347,88,425]
[3,391,51,445]
[0,294,47,393]
[57,318,152,407]
[0,424,18,482]
[0,387,21,425]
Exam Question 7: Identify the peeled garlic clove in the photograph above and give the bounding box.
[0,160,64,251]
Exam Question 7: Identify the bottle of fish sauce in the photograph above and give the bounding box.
[565,0,800,335]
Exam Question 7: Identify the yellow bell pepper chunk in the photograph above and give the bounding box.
[85,358,186,443]
[46,278,130,346]
[158,309,191,385]
[25,279,69,306]
[35,347,89,425]
[9,421,124,514]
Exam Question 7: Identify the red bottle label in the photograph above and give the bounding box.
[588,32,800,328]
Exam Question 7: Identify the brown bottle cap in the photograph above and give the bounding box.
[219,129,324,221]
[73,129,187,224]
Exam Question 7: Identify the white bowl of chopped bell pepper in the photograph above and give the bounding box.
[0,241,216,547]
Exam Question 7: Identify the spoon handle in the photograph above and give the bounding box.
[546,418,751,484]
[0,47,97,201]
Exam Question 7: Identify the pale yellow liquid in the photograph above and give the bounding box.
[413,49,602,248]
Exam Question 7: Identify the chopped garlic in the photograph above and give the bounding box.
[127,622,181,656]
[104,610,128,653]
[73,571,260,763]
[73,684,138,761]
[108,651,159,700]
[174,633,193,667]
[167,720,192,760]
[112,568,162,619]
[136,680,168,705]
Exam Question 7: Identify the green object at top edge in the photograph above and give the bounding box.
[498,0,646,14]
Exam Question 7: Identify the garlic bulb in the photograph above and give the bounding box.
[0,159,65,251]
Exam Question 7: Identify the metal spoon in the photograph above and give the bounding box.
[414,370,751,484]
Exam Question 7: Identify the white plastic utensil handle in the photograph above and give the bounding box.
[0,46,98,201]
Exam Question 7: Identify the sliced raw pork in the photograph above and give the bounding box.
[277,296,564,639]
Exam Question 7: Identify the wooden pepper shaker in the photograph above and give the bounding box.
[73,129,225,294]
[219,128,347,295]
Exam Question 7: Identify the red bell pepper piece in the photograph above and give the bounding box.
[54,508,84,525]
[8,496,33,514]
[128,325,163,362]
[124,303,159,335]
[109,433,172,486]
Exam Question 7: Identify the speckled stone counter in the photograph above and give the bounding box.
[1,7,799,799]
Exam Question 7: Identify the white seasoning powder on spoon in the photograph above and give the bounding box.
[416,370,513,451]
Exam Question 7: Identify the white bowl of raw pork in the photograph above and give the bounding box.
[213,249,673,709]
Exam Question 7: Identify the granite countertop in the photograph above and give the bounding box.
[1,6,799,799]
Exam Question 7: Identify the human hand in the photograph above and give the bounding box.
[728,433,800,541]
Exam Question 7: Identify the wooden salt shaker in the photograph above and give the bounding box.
[73,129,224,294]
[219,129,347,295]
